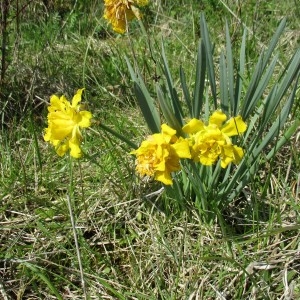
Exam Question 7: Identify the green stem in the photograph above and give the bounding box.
[67,157,87,299]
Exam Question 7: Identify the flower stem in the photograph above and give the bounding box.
[68,157,87,299]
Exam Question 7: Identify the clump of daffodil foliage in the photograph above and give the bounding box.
[122,14,300,220]
[44,89,92,158]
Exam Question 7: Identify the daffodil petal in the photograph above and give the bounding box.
[56,142,69,157]
[222,116,247,136]
[155,171,173,185]
[199,153,218,166]
[78,111,92,127]
[232,145,244,164]
[72,88,84,108]
[209,110,227,128]
[182,118,205,134]
[161,123,177,137]
[171,138,191,159]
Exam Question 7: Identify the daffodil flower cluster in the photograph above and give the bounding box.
[103,0,149,34]
[131,111,247,185]
[43,89,92,158]
[183,111,247,168]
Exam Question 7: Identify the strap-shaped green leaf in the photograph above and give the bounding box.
[242,54,278,120]
[161,41,184,125]
[200,13,217,109]
[156,84,184,136]
[266,119,300,160]
[260,85,279,129]
[264,18,286,63]
[252,77,297,157]
[225,20,235,115]
[99,123,137,149]
[183,162,207,205]
[125,56,160,133]
[180,66,193,117]
[225,120,299,203]
[225,162,259,206]
[134,83,160,133]
[220,51,229,114]
[193,39,206,118]
[234,29,247,115]
[241,18,287,120]
[275,48,300,107]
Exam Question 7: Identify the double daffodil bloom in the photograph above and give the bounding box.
[44,89,92,158]
[103,0,149,34]
[131,124,191,185]
[183,111,247,168]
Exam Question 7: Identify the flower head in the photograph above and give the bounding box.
[44,89,92,158]
[183,111,247,168]
[131,124,191,185]
[103,0,149,34]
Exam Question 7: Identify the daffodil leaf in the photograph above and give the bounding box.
[161,41,184,125]
[125,56,160,133]
[182,163,207,208]
[200,13,217,109]
[266,119,300,160]
[134,82,160,133]
[156,84,184,136]
[241,18,287,120]
[234,28,247,115]
[192,39,206,118]
[275,48,300,107]
[219,51,229,115]
[252,76,297,157]
[242,54,278,120]
[225,20,235,114]
[99,123,137,149]
[180,66,193,117]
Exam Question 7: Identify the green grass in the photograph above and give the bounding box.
[0,0,299,299]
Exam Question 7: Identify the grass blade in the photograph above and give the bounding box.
[23,262,63,300]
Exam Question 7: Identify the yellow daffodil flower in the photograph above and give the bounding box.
[44,89,92,158]
[183,111,247,168]
[103,0,149,34]
[131,124,191,185]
